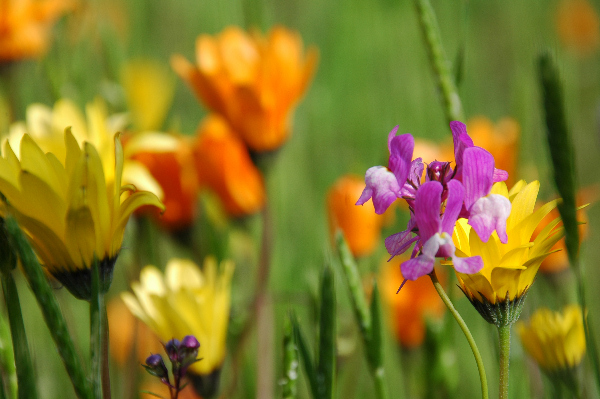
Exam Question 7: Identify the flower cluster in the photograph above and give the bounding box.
[143,335,201,399]
[357,121,511,281]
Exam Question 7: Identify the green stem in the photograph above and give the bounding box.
[414,0,465,124]
[0,305,17,399]
[373,367,388,399]
[1,273,38,399]
[90,260,103,399]
[101,307,111,399]
[497,325,511,399]
[429,270,488,399]
[4,217,93,399]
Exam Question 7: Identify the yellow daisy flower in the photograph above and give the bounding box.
[122,257,234,380]
[0,129,164,300]
[517,305,586,372]
[452,180,565,326]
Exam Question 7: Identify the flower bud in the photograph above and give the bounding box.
[143,354,169,381]
[164,338,180,363]
[179,335,201,370]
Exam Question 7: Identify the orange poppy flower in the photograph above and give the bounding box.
[379,258,445,348]
[125,132,200,231]
[556,0,600,56]
[193,115,265,216]
[106,296,163,367]
[171,25,318,152]
[0,0,72,61]
[327,175,387,257]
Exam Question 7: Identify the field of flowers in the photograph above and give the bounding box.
[1,0,600,398]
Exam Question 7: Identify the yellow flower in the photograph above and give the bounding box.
[122,257,234,377]
[0,0,72,61]
[4,98,163,199]
[121,59,175,131]
[0,129,164,299]
[452,180,564,325]
[171,26,318,152]
[517,305,586,372]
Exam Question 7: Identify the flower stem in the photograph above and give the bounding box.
[414,0,465,125]
[5,216,93,399]
[497,325,511,399]
[429,270,488,399]
[90,260,103,399]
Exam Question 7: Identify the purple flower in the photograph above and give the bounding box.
[462,147,512,243]
[400,180,483,280]
[356,127,414,214]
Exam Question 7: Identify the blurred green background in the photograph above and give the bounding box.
[2,0,600,398]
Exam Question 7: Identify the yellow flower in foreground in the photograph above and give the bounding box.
[517,305,586,373]
[0,130,164,299]
[122,257,234,377]
[0,0,72,61]
[4,98,163,199]
[171,25,318,151]
[452,180,564,325]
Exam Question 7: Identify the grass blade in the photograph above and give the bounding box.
[290,311,318,398]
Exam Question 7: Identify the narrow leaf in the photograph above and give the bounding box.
[365,282,383,370]
[290,312,318,398]
[317,265,336,399]
[282,314,298,399]
[1,273,38,399]
[336,232,371,336]
[4,216,93,399]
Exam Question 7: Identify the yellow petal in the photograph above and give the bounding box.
[19,134,62,190]
[507,181,539,230]
[65,206,96,269]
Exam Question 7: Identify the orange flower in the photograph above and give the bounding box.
[193,115,265,216]
[327,175,386,257]
[537,188,596,273]
[171,25,318,152]
[0,0,72,61]
[379,258,445,348]
[106,296,163,367]
[467,117,520,185]
[556,0,600,56]
[125,132,200,231]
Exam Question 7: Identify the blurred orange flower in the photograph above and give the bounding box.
[379,258,445,348]
[125,132,200,231]
[467,117,520,185]
[537,187,596,273]
[327,175,386,257]
[413,116,519,186]
[171,25,318,152]
[556,0,600,56]
[107,296,163,367]
[0,0,72,61]
[193,115,265,216]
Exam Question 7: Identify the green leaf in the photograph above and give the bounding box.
[4,216,93,399]
[282,314,298,399]
[290,312,318,399]
[365,282,382,370]
[317,265,336,399]
[538,51,579,264]
[336,232,371,336]
[1,273,38,399]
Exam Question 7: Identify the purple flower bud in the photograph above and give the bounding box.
[143,354,169,381]
[164,338,181,363]
[179,335,201,372]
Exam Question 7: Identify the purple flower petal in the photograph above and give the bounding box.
[386,126,400,153]
[441,180,465,235]
[452,254,483,274]
[463,147,494,210]
[385,218,419,259]
[356,166,401,214]
[388,133,415,186]
[468,194,512,243]
[450,121,474,168]
[493,168,509,183]
[400,234,440,280]
[413,181,443,241]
